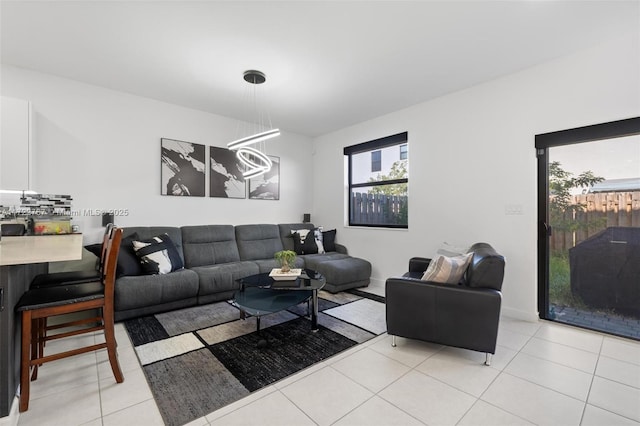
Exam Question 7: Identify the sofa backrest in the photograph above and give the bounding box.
[465,242,505,291]
[121,226,185,262]
[235,224,283,261]
[278,223,315,252]
[181,225,240,268]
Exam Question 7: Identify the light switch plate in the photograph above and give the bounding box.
[505,204,523,215]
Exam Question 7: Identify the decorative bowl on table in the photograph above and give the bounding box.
[269,268,302,280]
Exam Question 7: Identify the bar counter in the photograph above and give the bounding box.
[0,234,83,266]
[0,234,83,417]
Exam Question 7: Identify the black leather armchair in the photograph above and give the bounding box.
[385,243,505,365]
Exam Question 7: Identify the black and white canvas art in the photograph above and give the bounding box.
[161,138,206,196]
[248,156,280,200]
[209,146,246,198]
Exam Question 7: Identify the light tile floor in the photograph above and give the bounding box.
[8,298,640,426]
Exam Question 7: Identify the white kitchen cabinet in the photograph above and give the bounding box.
[1,96,32,191]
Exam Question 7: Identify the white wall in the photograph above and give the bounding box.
[0,65,314,243]
[312,33,640,320]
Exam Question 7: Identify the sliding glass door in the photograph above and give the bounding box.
[536,118,640,340]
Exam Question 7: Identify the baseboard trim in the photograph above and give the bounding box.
[369,277,385,287]
[501,306,539,322]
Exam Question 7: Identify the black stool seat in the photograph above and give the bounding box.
[16,281,104,312]
[1,223,26,236]
[30,270,101,289]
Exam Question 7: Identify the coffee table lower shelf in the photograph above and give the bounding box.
[232,288,313,347]
[233,269,326,347]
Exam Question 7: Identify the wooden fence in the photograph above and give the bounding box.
[351,192,408,225]
[550,191,640,252]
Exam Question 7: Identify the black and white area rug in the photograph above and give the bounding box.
[124,291,386,426]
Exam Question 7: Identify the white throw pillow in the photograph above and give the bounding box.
[421,252,473,284]
[436,242,470,257]
[313,226,325,254]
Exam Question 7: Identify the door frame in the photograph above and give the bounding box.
[535,117,640,320]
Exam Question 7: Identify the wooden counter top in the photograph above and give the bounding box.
[0,234,83,266]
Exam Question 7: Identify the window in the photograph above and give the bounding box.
[399,144,407,160]
[371,150,381,172]
[344,132,408,228]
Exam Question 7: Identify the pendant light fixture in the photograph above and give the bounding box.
[227,70,280,179]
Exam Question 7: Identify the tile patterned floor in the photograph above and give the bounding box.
[6,285,640,426]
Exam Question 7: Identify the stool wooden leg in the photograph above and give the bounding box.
[30,318,38,381]
[103,311,123,383]
[19,311,32,412]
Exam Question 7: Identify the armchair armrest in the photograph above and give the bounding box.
[409,257,431,273]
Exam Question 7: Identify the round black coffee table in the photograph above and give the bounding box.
[233,269,325,346]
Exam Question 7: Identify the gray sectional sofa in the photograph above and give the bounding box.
[113,223,371,321]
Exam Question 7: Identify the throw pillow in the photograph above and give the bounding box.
[84,243,103,271]
[84,243,102,259]
[132,233,184,275]
[291,229,318,255]
[436,242,470,257]
[421,252,473,284]
[322,229,337,252]
[84,232,143,277]
[313,227,325,254]
[117,233,144,277]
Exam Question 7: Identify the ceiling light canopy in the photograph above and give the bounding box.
[227,70,279,179]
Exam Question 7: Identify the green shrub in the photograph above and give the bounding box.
[549,252,585,308]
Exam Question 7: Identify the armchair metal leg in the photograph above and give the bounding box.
[391,335,396,347]
[484,353,492,366]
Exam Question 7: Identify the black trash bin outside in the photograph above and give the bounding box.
[569,226,640,317]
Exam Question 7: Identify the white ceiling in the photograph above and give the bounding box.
[1,1,638,137]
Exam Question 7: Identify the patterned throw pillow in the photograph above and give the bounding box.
[291,229,318,255]
[313,227,325,253]
[421,252,473,284]
[436,242,470,257]
[132,233,184,275]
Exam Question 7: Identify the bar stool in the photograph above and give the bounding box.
[15,227,125,412]
[29,224,115,362]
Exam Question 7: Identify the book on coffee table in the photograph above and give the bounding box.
[269,268,302,280]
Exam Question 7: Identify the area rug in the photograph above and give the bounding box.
[123,290,386,426]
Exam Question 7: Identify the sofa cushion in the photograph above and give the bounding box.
[310,256,371,286]
[114,268,199,311]
[421,253,472,285]
[301,252,349,270]
[181,225,240,267]
[253,257,305,274]
[191,261,259,297]
[235,224,283,260]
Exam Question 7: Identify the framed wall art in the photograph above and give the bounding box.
[209,146,246,198]
[248,155,280,200]
[161,138,206,196]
